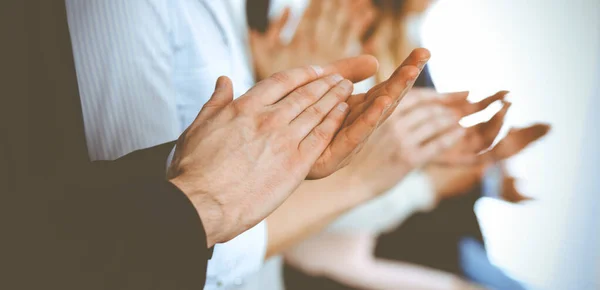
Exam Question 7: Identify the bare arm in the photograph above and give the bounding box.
[265,166,369,258]
[284,232,484,290]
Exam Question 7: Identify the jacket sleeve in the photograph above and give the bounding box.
[0,1,210,289]
[46,142,210,290]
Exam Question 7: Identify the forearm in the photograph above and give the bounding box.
[284,232,478,290]
[328,170,437,234]
[265,167,370,258]
[41,143,209,289]
[334,259,480,290]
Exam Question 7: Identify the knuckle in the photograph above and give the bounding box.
[270,71,292,85]
[293,85,311,97]
[306,104,326,117]
[231,99,249,115]
[332,87,350,101]
[285,94,305,114]
[312,127,331,142]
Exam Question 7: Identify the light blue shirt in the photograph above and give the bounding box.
[66,0,267,289]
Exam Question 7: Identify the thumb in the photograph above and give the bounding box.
[194,76,233,124]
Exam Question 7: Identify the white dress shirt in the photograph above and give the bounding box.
[66,1,267,289]
[219,0,437,289]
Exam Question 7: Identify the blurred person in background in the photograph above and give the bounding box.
[242,0,551,289]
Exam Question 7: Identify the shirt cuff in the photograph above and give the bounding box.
[482,162,503,199]
[327,170,436,234]
[166,145,176,170]
[204,220,268,289]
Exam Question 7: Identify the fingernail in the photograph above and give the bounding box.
[330,74,344,83]
[310,65,324,77]
[336,102,349,112]
[339,79,353,92]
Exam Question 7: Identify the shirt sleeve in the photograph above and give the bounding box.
[327,170,437,234]
[205,221,268,289]
[171,1,268,288]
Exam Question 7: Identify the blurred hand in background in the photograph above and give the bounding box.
[427,123,551,201]
[249,0,375,81]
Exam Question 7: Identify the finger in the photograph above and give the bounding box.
[486,123,551,160]
[418,127,466,165]
[396,104,448,130]
[322,55,379,84]
[455,90,509,118]
[439,91,471,105]
[395,89,439,113]
[502,176,533,203]
[345,64,421,125]
[409,114,461,147]
[325,95,392,162]
[467,100,511,151]
[315,0,337,44]
[243,65,325,105]
[291,79,353,138]
[346,93,366,107]
[398,90,470,114]
[295,0,320,43]
[332,0,353,47]
[400,47,431,70]
[194,76,233,123]
[242,56,376,106]
[266,7,291,43]
[298,102,350,160]
[351,1,376,39]
[275,74,345,121]
[368,48,431,120]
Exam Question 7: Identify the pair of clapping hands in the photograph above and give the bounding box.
[167,48,548,248]
[167,50,433,247]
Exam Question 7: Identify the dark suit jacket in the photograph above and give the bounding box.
[1,1,209,289]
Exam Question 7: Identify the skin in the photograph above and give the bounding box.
[428,123,551,200]
[285,232,485,290]
[258,1,550,287]
[249,0,376,80]
[168,52,429,247]
[247,0,512,257]
[266,90,467,257]
[282,94,551,289]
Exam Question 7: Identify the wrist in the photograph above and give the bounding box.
[335,166,380,207]
[168,177,225,248]
[342,164,412,202]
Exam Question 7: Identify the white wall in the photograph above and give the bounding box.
[422,0,600,289]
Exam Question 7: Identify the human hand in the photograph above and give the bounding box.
[342,91,468,196]
[307,48,432,178]
[432,91,513,165]
[249,0,375,80]
[426,123,550,200]
[167,56,400,246]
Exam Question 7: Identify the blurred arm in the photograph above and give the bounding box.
[327,170,437,234]
[285,232,483,290]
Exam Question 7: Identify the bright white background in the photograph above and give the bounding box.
[422,0,600,289]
